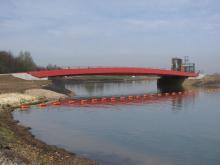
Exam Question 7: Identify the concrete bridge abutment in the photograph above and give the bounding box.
[157,76,187,92]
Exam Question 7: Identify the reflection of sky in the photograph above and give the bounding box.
[13,87,220,165]
[65,80,157,98]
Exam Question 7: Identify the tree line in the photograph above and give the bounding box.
[0,50,61,74]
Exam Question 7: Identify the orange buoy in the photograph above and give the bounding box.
[21,105,29,109]
[128,96,133,100]
[53,101,61,105]
[68,100,75,104]
[171,92,176,96]
[91,99,97,103]
[101,97,107,102]
[149,94,155,97]
[80,100,87,104]
[39,103,47,107]
[120,97,126,101]
[135,96,141,99]
[165,93,169,96]
[110,97,116,102]
[143,94,148,99]
[157,93,162,97]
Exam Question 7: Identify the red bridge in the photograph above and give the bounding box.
[29,67,198,78]
[28,67,198,87]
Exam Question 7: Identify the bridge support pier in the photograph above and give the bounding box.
[157,76,186,92]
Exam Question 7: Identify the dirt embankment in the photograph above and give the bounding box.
[0,75,98,165]
[0,75,50,94]
[183,74,220,88]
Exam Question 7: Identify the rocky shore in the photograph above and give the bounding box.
[0,108,98,165]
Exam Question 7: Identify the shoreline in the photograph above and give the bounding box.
[0,107,98,165]
[0,75,99,165]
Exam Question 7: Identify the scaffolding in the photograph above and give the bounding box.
[171,56,195,73]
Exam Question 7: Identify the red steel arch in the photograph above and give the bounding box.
[28,67,198,78]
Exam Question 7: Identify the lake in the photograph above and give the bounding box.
[13,80,220,165]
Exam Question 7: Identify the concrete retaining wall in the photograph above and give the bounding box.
[12,73,48,80]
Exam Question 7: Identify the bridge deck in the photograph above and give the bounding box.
[28,67,198,78]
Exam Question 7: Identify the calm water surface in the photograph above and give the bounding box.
[65,79,158,98]
[13,80,220,165]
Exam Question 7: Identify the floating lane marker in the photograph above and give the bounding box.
[128,96,133,101]
[120,97,126,101]
[80,100,87,104]
[53,101,61,106]
[33,90,199,108]
[16,90,200,111]
[91,99,98,104]
[143,94,148,99]
[101,97,107,102]
[135,96,141,99]
[165,93,169,96]
[21,104,29,109]
[171,92,176,96]
[151,94,156,97]
[110,97,116,102]
[178,92,182,95]
[68,100,76,104]
[39,103,47,107]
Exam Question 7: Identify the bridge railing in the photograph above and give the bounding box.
[37,65,198,74]
[57,66,169,70]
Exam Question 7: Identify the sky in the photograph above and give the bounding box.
[0,0,220,73]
